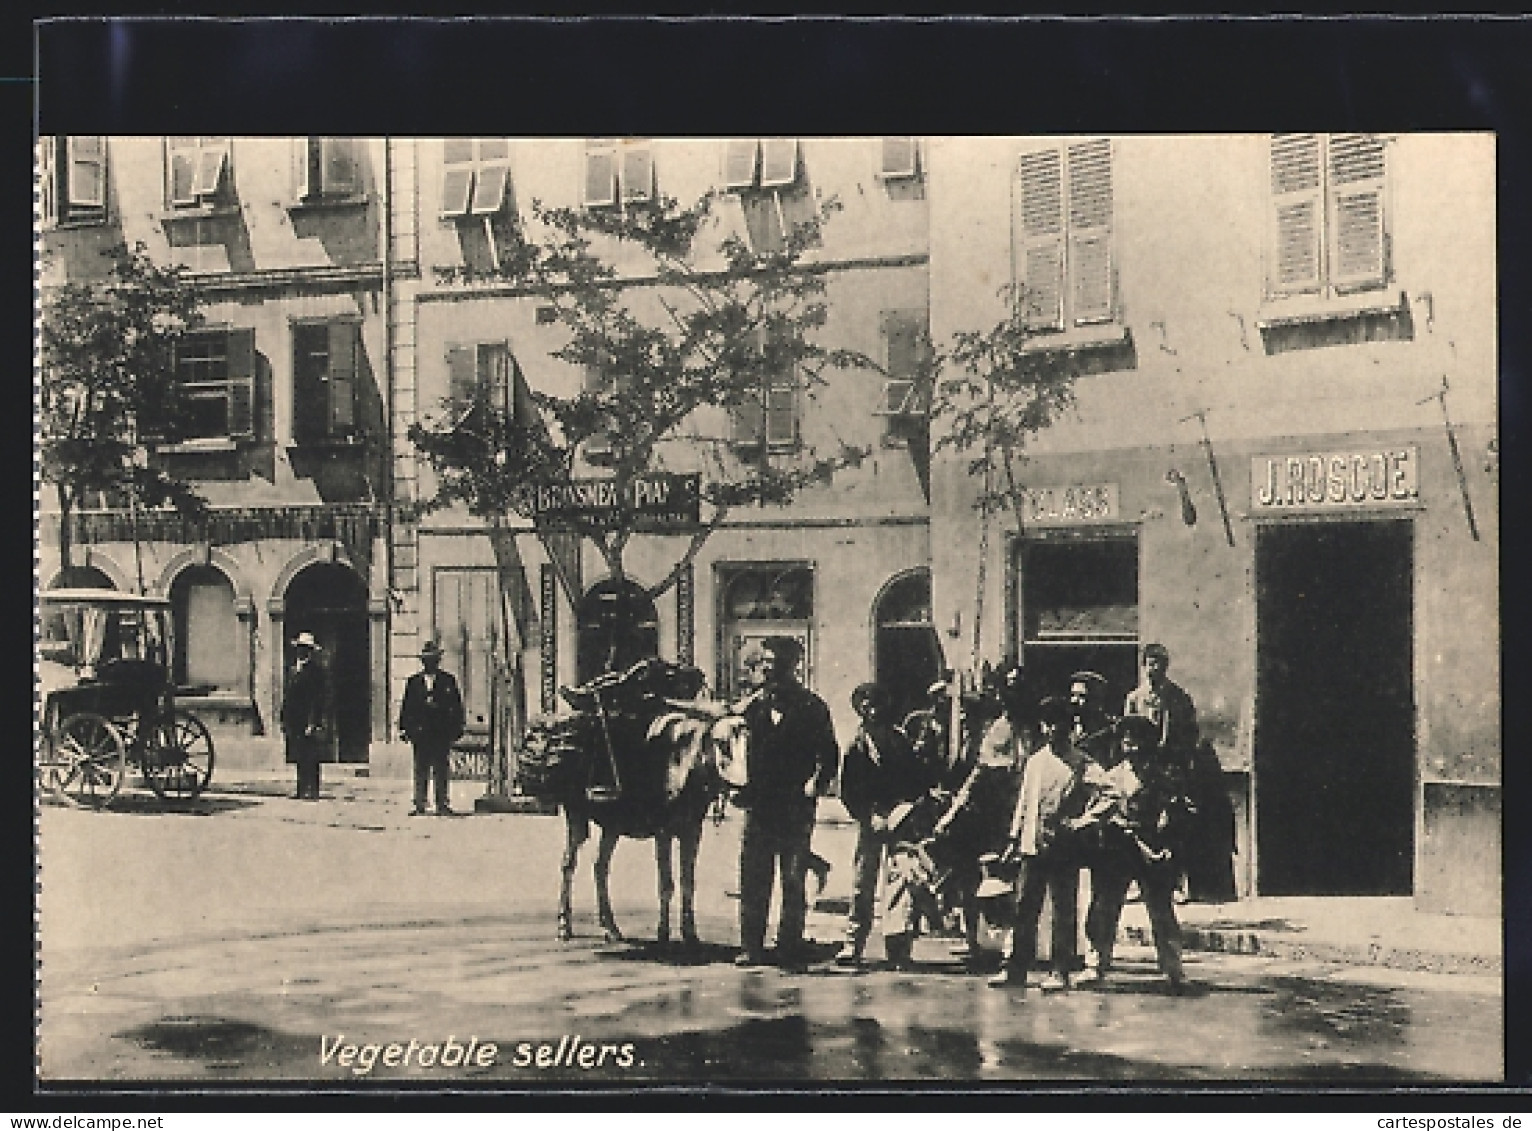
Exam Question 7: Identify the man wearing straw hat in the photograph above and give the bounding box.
[281,632,328,801]
[399,638,467,816]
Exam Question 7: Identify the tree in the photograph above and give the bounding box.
[39,242,210,577]
[408,191,876,658]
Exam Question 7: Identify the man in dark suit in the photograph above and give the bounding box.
[281,632,328,801]
[734,636,838,968]
[398,639,467,816]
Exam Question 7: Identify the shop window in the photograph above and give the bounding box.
[1017,535,1140,707]
[583,139,655,208]
[172,328,256,441]
[1015,138,1115,331]
[170,565,240,693]
[165,136,234,211]
[1268,133,1388,298]
[293,321,361,444]
[292,137,362,204]
[717,564,814,697]
[722,137,817,253]
[39,136,108,227]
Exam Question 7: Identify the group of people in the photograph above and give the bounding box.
[719,634,1233,993]
[280,632,466,817]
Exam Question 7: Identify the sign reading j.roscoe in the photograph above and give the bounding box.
[1020,484,1120,525]
[1251,447,1420,511]
[516,472,702,533]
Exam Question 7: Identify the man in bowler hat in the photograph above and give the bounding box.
[281,632,328,800]
[398,639,467,816]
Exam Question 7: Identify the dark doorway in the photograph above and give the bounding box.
[1255,520,1414,896]
[873,570,944,727]
[284,563,370,763]
[577,579,660,685]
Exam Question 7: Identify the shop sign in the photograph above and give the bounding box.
[515,473,701,533]
[1252,447,1419,511]
[1021,483,1120,525]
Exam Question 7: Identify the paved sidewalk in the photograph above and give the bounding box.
[207,768,1502,979]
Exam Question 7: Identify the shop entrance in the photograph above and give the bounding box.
[284,563,371,763]
[1255,520,1414,896]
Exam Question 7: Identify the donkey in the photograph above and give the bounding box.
[531,659,749,946]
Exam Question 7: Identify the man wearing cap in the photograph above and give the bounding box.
[281,632,329,801]
[398,639,467,816]
[734,636,838,968]
[1123,643,1200,768]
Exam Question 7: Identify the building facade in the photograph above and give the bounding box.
[926,134,1498,914]
[38,134,1499,914]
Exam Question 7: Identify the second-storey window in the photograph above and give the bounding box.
[440,138,512,219]
[39,136,108,226]
[293,137,361,203]
[165,137,233,210]
[1015,138,1115,331]
[174,328,256,440]
[583,139,655,208]
[293,321,361,443]
[1269,133,1388,297]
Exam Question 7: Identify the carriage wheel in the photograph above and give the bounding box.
[142,711,215,801]
[50,712,128,810]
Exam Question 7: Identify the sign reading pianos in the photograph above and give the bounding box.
[515,472,702,534]
[1251,447,1420,511]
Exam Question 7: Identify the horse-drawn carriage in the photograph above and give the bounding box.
[37,588,216,809]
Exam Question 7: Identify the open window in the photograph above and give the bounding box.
[722,138,815,253]
[872,311,931,444]
[165,137,233,211]
[293,320,362,444]
[293,137,362,204]
[39,136,108,227]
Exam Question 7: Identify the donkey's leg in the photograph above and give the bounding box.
[559,810,589,942]
[655,833,675,946]
[678,814,704,946]
[594,825,624,943]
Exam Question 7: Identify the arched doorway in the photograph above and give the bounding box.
[577,578,660,685]
[284,563,370,763]
[873,568,943,727]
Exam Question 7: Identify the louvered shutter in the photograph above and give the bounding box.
[881,313,924,416]
[621,144,653,203]
[1328,133,1387,290]
[471,164,510,215]
[446,344,476,424]
[760,139,798,188]
[880,137,918,179]
[294,137,314,200]
[731,393,764,446]
[1270,133,1324,294]
[441,140,475,218]
[1017,148,1065,330]
[327,322,358,435]
[584,145,618,207]
[39,137,57,225]
[1067,140,1114,324]
[321,138,358,196]
[225,328,256,438]
[483,343,511,415]
[66,136,105,209]
[723,139,759,189]
[168,137,199,205]
[766,385,797,446]
[192,139,229,199]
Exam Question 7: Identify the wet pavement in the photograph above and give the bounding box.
[35,783,1504,1085]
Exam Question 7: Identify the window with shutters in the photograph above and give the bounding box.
[1014,139,1116,332]
[164,137,234,212]
[874,311,931,446]
[292,321,362,444]
[722,138,816,253]
[877,137,920,181]
[445,341,515,427]
[440,138,512,220]
[1268,133,1389,298]
[39,136,108,227]
[173,328,256,441]
[291,137,363,205]
[583,139,655,209]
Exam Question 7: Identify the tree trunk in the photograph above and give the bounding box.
[55,483,74,575]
